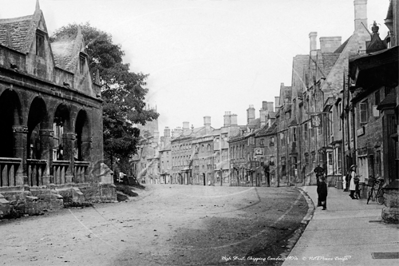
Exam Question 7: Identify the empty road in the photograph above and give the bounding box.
[0,185,308,266]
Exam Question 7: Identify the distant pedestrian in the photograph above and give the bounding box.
[314,165,325,207]
[342,174,347,191]
[354,175,361,199]
[349,165,357,199]
[317,175,328,210]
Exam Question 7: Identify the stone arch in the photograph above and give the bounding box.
[74,109,91,161]
[27,97,48,159]
[0,89,22,157]
[52,103,71,160]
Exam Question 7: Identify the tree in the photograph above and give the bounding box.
[51,23,159,172]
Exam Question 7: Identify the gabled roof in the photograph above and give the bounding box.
[0,2,45,53]
[51,27,86,73]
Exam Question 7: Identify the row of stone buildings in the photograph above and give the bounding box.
[134,0,398,197]
[0,2,115,217]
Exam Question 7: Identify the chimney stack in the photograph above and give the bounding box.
[183,121,190,132]
[309,32,317,57]
[267,102,274,112]
[230,114,238,126]
[247,105,255,125]
[320,36,342,53]
[354,0,368,33]
[224,111,231,127]
[354,0,370,53]
[204,116,211,134]
[262,101,267,110]
[259,109,267,127]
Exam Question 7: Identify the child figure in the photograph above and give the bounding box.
[317,175,328,210]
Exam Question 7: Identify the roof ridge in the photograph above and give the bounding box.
[0,15,33,23]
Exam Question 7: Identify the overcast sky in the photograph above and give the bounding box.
[0,0,389,133]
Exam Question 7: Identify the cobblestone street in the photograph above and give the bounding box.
[1,185,308,266]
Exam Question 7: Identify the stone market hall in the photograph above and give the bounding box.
[0,2,116,217]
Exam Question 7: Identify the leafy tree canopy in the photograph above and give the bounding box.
[51,23,159,171]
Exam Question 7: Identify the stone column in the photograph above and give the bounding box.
[12,125,28,186]
[39,129,54,186]
[81,136,92,162]
[63,132,76,183]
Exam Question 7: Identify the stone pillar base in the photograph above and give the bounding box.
[381,182,399,224]
[381,207,399,223]
[0,193,11,217]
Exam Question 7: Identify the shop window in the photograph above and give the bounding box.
[328,152,333,165]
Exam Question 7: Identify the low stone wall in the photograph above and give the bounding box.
[79,183,117,203]
[0,190,55,218]
[0,182,117,218]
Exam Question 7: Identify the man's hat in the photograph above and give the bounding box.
[350,164,356,169]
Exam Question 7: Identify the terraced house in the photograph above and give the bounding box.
[0,2,115,217]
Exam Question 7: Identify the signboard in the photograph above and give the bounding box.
[311,114,322,127]
[254,148,264,155]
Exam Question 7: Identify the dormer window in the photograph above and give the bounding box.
[36,31,45,57]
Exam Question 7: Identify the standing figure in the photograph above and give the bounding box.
[349,165,357,199]
[317,175,328,210]
[314,165,325,207]
[343,171,348,191]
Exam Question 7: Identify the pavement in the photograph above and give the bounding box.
[282,186,399,266]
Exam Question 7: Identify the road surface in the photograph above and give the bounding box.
[0,185,308,266]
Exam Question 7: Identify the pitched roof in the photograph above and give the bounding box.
[266,122,277,135]
[334,36,351,53]
[255,125,269,137]
[51,27,86,72]
[321,53,340,77]
[0,2,45,54]
[0,15,35,53]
